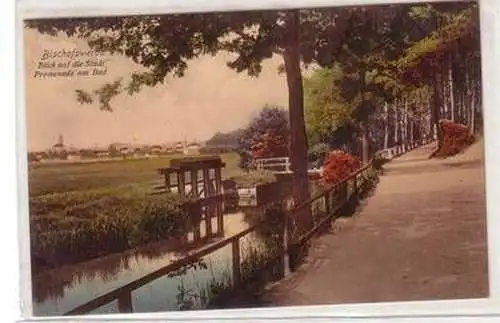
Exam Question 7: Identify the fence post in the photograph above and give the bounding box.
[353,173,358,198]
[164,173,171,193]
[232,239,241,287]
[117,291,133,313]
[177,171,186,198]
[324,191,331,216]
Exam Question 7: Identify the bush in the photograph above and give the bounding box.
[320,150,362,187]
[433,119,475,158]
[308,143,330,164]
[237,106,289,170]
[30,192,189,271]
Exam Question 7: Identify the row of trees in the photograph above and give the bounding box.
[26,1,482,232]
[303,2,481,165]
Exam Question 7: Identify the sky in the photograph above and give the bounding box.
[23,27,289,151]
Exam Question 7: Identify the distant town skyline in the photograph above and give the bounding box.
[23,28,289,151]
[29,131,221,153]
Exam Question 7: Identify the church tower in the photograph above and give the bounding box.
[57,133,64,147]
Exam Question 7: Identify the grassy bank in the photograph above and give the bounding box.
[30,190,194,271]
[28,152,241,196]
[29,152,281,272]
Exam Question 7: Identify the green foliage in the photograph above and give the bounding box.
[27,2,483,276]
[28,152,239,196]
[398,4,479,82]
[205,129,245,151]
[25,8,358,110]
[304,65,352,140]
[30,192,190,270]
[300,2,480,160]
[28,152,245,271]
[307,142,330,164]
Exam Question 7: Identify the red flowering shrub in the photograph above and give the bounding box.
[320,150,362,187]
[433,119,474,158]
[251,130,289,158]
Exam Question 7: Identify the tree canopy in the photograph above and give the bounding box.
[237,105,289,170]
[25,1,482,231]
[26,9,356,110]
[302,1,480,161]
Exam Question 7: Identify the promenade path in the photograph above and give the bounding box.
[232,139,489,307]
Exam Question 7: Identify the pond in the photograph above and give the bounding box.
[32,194,290,316]
[29,172,337,317]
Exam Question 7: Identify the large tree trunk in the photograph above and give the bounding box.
[470,89,476,135]
[394,103,399,145]
[427,101,435,140]
[283,10,311,229]
[410,113,414,144]
[443,71,449,120]
[432,74,444,146]
[464,63,470,128]
[403,99,408,150]
[384,102,389,149]
[469,60,476,135]
[448,55,455,122]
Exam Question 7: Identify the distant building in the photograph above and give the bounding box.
[66,146,81,161]
[50,134,67,156]
[119,147,132,155]
[150,145,163,155]
[164,145,175,154]
[67,153,81,161]
[175,142,184,152]
[186,142,201,155]
[92,147,110,158]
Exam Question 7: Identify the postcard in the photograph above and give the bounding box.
[21,1,488,317]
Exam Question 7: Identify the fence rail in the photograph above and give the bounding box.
[63,138,433,316]
[254,157,291,173]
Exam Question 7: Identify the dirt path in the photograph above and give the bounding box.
[244,140,489,307]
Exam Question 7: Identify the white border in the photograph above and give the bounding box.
[2,0,20,321]
[12,0,500,321]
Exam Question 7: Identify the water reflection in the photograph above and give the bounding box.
[32,194,277,316]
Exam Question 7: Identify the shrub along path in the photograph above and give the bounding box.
[229,139,489,307]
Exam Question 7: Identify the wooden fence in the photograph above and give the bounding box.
[254,157,291,173]
[63,139,432,315]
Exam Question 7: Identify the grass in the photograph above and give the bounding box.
[28,151,280,272]
[30,192,191,271]
[28,152,242,197]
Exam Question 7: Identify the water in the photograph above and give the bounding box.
[31,176,303,317]
[32,206,269,316]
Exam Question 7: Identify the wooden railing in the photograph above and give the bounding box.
[254,157,291,173]
[64,223,258,315]
[374,137,433,160]
[63,139,432,316]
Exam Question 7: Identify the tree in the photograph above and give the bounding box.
[25,2,482,229]
[237,105,289,169]
[27,8,358,230]
[301,2,480,164]
[204,129,244,153]
[322,5,411,162]
[397,2,480,148]
[303,64,352,144]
